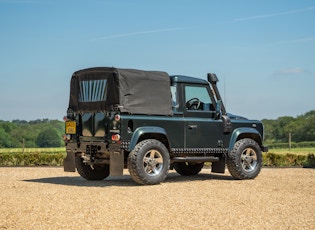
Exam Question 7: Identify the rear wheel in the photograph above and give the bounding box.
[75,156,110,180]
[128,139,170,185]
[227,138,262,179]
[173,162,204,176]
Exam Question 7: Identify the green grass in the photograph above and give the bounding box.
[267,147,315,156]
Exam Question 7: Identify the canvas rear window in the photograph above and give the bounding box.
[79,79,108,102]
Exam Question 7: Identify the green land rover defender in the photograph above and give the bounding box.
[63,67,268,185]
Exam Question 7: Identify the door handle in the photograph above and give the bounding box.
[188,125,197,129]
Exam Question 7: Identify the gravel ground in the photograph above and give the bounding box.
[0,167,314,230]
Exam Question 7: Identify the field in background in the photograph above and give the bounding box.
[268,147,314,155]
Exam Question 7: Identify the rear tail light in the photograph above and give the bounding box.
[114,114,121,121]
[111,134,121,141]
[63,134,71,143]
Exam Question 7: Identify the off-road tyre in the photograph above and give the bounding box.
[127,139,170,185]
[75,156,110,180]
[227,138,262,180]
[173,162,204,176]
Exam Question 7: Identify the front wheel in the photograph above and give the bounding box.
[227,138,262,179]
[128,139,170,185]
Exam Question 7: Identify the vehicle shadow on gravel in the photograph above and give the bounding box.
[23,171,234,187]
[23,175,136,187]
[165,171,234,184]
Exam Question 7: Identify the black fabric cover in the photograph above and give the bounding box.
[68,67,173,116]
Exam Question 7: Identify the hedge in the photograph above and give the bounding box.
[263,153,315,167]
[0,152,314,168]
[0,153,65,166]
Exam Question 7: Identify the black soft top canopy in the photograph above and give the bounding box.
[69,67,173,116]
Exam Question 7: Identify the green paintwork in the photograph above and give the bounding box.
[128,126,168,151]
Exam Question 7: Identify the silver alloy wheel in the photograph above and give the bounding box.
[241,147,258,172]
[143,149,163,176]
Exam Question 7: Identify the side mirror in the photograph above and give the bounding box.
[207,73,219,84]
[215,100,222,119]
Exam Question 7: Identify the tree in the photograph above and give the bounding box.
[262,110,315,143]
[0,127,12,148]
[36,128,61,147]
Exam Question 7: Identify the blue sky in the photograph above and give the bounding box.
[0,0,314,121]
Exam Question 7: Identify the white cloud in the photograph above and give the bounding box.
[0,0,44,3]
[234,6,315,21]
[276,67,310,75]
[267,37,315,47]
[92,28,184,41]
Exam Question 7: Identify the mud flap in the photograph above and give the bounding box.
[64,151,76,172]
[110,151,124,176]
[211,157,226,173]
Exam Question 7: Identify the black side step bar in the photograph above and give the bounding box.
[172,156,220,163]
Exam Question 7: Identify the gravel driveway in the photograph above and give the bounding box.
[0,167,314,229]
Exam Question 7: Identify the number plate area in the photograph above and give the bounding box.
[66,121,76,134]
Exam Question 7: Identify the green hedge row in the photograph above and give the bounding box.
[0,153,65,166]
[0,152,314,168]
[263,153,315,167]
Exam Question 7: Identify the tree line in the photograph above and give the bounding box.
[0,119,64,148]
[0,110,314,148]
[262,110,315,144]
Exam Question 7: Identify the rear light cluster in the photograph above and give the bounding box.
[63,134,72,143]
[111,114,121,142]
[111,134,121,141]
[114,114,120,121]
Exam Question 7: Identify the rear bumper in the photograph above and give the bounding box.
[63,141,122,172]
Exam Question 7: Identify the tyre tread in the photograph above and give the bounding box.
[227,138,262,180]
[128,139,169,185]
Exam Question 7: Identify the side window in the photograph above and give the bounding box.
[170,86,177,106]
[185,85,213,111]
